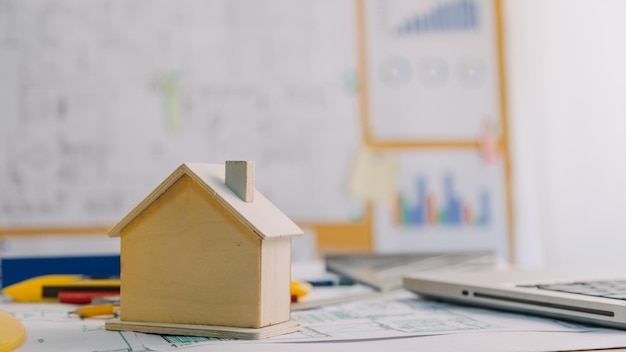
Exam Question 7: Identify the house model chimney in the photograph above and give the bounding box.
[225,160,255,203]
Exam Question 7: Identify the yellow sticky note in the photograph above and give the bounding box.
[349,148,398,204]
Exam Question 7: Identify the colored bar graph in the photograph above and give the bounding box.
[395,0,479,35]
[394,173,490,227]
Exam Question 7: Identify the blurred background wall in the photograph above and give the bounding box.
[2,0,626,270]
[506,0,626,269]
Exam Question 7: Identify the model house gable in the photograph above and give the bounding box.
[108,162,303,240]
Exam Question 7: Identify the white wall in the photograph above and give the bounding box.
[505,0,626,269]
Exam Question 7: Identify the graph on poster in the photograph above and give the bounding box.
[394,0,481,35]
[372,150,507,254]
[393,173,491,228]
[365,0,500,141]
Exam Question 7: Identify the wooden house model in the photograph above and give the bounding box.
[105,161,303,338]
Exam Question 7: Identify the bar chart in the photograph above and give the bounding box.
[394,0,480,35]
[394,173,490,227]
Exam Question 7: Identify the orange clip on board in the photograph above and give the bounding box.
[0,309,25,351]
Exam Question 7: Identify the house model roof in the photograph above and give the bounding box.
[108,162,303,240]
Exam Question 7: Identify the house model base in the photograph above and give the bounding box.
[105,318,301,340]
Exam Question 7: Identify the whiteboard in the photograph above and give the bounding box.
[0,0,363,226]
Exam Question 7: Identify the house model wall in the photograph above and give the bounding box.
[106,161,303,330]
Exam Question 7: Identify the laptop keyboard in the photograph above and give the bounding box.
[520,279,626,300]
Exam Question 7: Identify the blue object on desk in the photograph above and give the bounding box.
[306,279,339,287]
[1,255,120,287]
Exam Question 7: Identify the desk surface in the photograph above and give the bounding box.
[3,290,626,352]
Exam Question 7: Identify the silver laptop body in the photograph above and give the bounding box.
[403,269,626,329]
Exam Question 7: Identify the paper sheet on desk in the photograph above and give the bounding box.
[0,302,145,352]
[3,296,624,352]
[132,291,605,350]
[137,330,626,352]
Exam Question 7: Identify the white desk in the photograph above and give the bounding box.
[4,290,626,352]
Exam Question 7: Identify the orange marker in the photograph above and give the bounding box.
[70,304,119,319]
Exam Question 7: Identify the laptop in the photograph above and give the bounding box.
[403,269,626,329]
